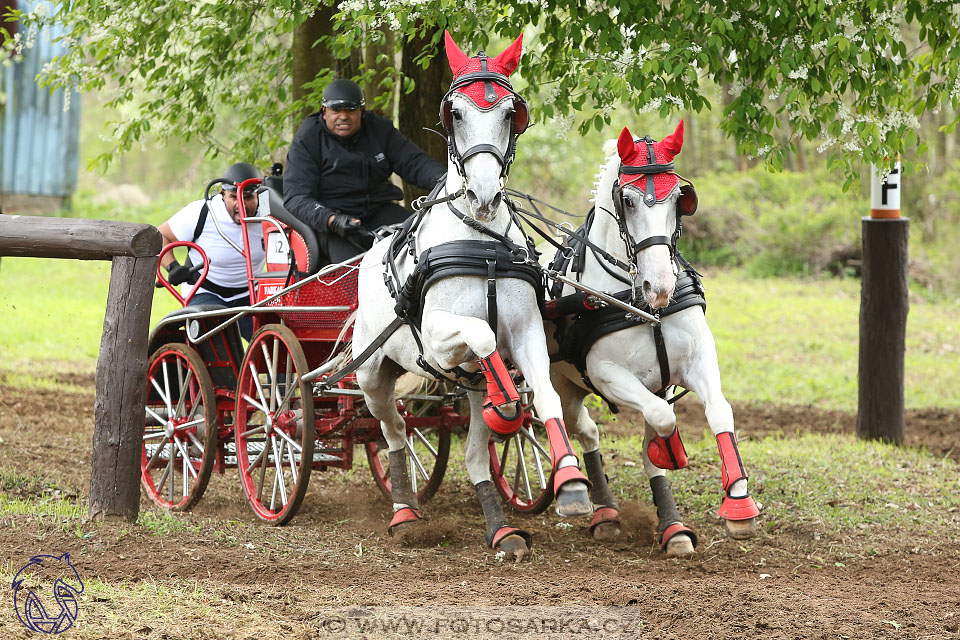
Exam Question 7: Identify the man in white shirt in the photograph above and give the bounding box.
[158,162,266,340]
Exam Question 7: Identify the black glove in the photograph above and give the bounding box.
[328,212,362,238]
[166,260,200,286]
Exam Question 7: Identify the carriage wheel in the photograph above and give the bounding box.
[365,428,451,504]
[234,324,315,525]
[489,410,556,514]
[141,343,218,511]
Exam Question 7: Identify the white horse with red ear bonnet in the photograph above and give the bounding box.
[351,31,593,561]
[546,120,759,555]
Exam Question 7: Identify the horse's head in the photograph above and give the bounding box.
[599,121,697,309]
[441,31,530,222]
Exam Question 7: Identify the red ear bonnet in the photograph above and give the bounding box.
[617,120,684,202]
[493,33,522,76]
[617,127,638,165]
[660,120,684,158]
[444,31,523,108]
[444,31,471,75]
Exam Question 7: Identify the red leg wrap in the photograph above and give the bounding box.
[388,506,423,535]
[716,431,759,520]
[647,427,689,470]
[543,417,590,491]
[478,351,523,436]
[658,522,698,550]
[543,418,592,491]
[543,417,577,461]
[589,507,622,534]
[715,431,747,492]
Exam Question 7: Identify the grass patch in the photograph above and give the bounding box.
[0,257,183,373]
[0,568,315,639]
[706,269,960,409]
[136,508,206,537]
[604,432,960,536]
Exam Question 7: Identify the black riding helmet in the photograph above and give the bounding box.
[322,79,365,110]
[220,162,260,192]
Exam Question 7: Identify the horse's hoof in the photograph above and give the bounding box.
[495,534,529,563]
[725,517,757,540]
[589,507,621,541]
[592,521,621,542]
[554,481,593,517]
[664,534,696,558]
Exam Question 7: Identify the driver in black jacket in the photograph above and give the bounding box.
[283,78,446,263]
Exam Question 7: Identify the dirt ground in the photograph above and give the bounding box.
[1,375,959,639]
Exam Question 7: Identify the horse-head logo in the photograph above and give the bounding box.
[12,553,84,634]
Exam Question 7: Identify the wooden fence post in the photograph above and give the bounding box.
[89,255,159,521]
[0,215,161,521]
[857,163,908,444]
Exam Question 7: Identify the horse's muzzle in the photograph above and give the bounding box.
[643,279,675,309]
[466,188,503,222]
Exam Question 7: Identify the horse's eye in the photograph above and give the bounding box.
[624,196,636,208]
[452,109,462,121]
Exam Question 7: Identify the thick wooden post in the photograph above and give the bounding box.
[89,255,159,520]
[857,163,908,444]
[0,214,161,521]
[857,218,909,444]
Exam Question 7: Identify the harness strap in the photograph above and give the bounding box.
[446,200,530,257]
[319,315,405,389]
[506,196,634,274]
[459,143,505,166]
[196,279,248,299]
[633,235,673,252]
[653,321,670,392]
[486,258,498,338]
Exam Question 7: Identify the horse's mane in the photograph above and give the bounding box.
[591,139,621,205]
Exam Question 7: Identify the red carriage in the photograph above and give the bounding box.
[142,178,554,524]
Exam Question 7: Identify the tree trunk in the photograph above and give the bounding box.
[399,29,449,205]
[337,48,362,81]
[364,29,396,120]
[795,135,806,173]
[89,255,159,521]
[720,78,750,172]
[291,5,335,127]
[1,0,16,39]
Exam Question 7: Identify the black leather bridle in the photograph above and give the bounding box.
[439,52,531,181]
[607,135,699,281]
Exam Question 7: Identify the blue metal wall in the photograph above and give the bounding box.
[0,0,81,197]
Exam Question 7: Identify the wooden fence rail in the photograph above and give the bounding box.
[0,214,161,521]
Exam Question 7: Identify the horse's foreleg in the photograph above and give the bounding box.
[642,424,697,557]
[422,310,524,436]
[554,373,620,539]
[587,358,687,470]
[511,341,591,517]
[357,357,423,533]
[682,348,759,539]
[464,391,531,561]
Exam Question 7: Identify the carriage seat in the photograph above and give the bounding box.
[262,184,325,277]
